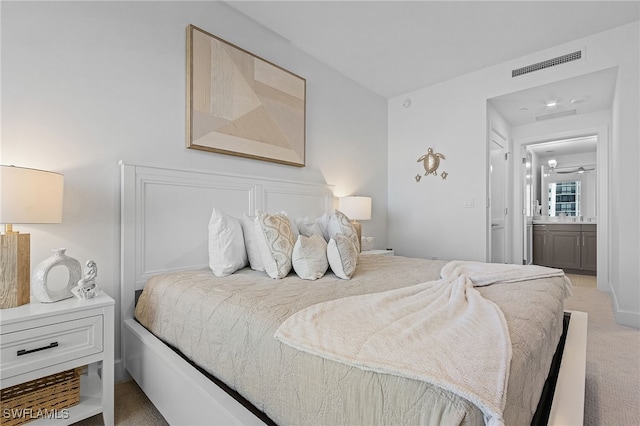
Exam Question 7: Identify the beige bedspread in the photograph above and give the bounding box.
[135,255,568,426]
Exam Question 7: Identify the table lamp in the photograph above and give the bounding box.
[0,165,64,309]
[338,196,372,252]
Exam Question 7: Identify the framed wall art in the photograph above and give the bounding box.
[186,25,306,167]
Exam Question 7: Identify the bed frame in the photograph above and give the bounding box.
[120,162,587,425]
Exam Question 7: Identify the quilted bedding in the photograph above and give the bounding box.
[135,255,568,426]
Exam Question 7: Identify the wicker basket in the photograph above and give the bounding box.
[0,367,84,426]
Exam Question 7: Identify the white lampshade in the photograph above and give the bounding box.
[339,196,372,221]
[0,165,64,225]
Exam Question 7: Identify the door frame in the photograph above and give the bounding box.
[513,125,609,292]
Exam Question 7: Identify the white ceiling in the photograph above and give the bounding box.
[528,135,598,158]
[488,67,618,127]
[228,1,639,99]
[228,1,638,155]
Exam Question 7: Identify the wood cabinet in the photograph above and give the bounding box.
[532,223,596,273]
[532,225,548,266]
[580,225,597,272]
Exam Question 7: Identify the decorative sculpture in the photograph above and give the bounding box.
[72,260,98,299]
[32,249,81,303]
[416,148,448,182]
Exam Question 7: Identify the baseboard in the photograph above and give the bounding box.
[609,285,640,328]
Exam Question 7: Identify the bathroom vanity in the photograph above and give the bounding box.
[532,222,596,274]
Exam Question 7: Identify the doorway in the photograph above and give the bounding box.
[516,130,608,292]
[486,68,615,291]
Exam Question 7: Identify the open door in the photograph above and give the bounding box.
[490,128,508,263]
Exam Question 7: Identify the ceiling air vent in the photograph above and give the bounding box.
[512,50,582,77]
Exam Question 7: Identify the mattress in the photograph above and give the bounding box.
[135,255,568,425]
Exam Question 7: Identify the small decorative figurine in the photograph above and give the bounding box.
[73,260,98,299]
[417,147,446,176]
[415,148,448,183]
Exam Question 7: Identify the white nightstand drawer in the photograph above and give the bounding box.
[0,315,103,380]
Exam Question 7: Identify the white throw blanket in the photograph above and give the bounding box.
[275,261,568,426]
[441,260,572,291]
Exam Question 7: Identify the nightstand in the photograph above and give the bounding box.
[361,249,394,256]
[0,292,114,426]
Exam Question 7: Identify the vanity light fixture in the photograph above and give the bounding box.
[548,159,558,170]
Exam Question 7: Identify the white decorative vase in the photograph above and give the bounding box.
[32,248,82,303]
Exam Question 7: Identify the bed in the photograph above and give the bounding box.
[120,162,587,425]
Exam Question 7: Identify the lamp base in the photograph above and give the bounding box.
[0,232,31,309]
[351,221,362,253]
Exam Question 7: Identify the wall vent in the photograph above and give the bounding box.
[512,50,582,77]
[535,109,577,121]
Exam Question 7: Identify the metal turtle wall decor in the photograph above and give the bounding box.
[416,147,448,182]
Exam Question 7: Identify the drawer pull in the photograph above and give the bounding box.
[17,342,59,356]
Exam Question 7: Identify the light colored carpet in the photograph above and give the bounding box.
[564,284,640,425]
[74,276,639,425]
[73,380,168,426]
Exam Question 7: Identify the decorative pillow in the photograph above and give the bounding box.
[278,211,300,241]
[327,234,358,279]
[254,211,295,279]
[328,210,360,252]
[208,208,248,277]
[241,213,264,271]
[295,216,322,238]
[292,233,329,280]
[316,213,331,241]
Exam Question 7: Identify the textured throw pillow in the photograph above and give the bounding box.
[327,234,358,279]
[279,211,300,241]
[292,233,329,280]
[241,213,264,271]
[328,210,360,252]
[208,208,248,277]
[254,211,296,279]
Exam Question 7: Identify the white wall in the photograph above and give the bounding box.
[389,22,639,327]
[1,0,389,378]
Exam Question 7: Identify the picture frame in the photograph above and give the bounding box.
[186,25,306,167]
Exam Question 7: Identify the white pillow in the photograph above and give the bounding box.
[254,211,295,279]
[295,216,322,238]
[292,233,329,280]
[241,213,264,271]
[208,208,248,277]
[316,213,331,241]
[327,234,358,279]
[328,210,360,252]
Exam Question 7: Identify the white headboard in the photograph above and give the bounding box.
[120,162,334,320]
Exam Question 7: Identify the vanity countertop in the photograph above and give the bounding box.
[533,219,597,225]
